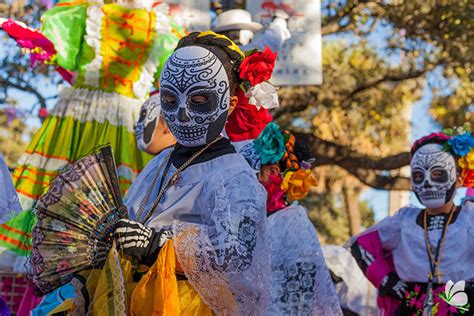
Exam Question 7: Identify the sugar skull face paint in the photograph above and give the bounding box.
[159,46,230,147]
[410,143,457,208]
[134,94,161,152]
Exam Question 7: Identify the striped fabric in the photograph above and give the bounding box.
[0,2,182,270]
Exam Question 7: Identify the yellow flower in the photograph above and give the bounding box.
[459,149,474,170]
[281,169,317,202]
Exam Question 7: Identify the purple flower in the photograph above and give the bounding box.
[448,133,474,156]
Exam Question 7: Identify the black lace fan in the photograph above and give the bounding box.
[31,146,127,295]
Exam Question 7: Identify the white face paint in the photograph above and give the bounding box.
[159,46,231,147]
[134,94,161,152]
[410,143,457,208]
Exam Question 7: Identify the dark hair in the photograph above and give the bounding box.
[219,30,242,44]
[175,32,244,95]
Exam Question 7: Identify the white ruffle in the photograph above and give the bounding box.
[132,9,172,99]
[83,5,104,87]
[51,87,142,131]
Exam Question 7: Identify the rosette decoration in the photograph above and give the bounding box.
[252,122,317,212]
[225,46,279,141]
[411,124,474,188]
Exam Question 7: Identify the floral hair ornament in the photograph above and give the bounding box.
[225,46,279,142]
[239,46,279,110]
[444,124,474,188]
[411,124,474,188]
[253,122,318,204]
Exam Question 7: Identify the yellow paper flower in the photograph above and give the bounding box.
[459,149,474,170]
[281,169,317,202]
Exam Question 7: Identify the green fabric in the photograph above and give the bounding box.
[42,3,88,70]
[0,210,34,255]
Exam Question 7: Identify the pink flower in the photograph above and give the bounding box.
[262,174,287,212]
[414,284,421,294]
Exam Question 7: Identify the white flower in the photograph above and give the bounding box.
[245,82,279,110]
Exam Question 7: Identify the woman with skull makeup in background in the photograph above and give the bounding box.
[114,31,272,315]
[347,130,474,315]
[134,92,176,155]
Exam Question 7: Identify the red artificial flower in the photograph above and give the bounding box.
[239,46,277,86]
[262,174,287,213]
[463,169,474,188]
[225,89,273,142]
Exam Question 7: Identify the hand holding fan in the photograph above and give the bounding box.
[31,146,127,295]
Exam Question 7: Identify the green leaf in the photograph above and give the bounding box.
[443,128,454,136]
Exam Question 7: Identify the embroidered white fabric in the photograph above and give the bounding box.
[346,203,474,283]
[172,171,270,316]
[0,155,22,223]
[267,205,343,316]
[51,87,142,131]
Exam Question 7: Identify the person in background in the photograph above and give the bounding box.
[212,8,291,52]
[134,92,176,155]
[239,122,343,315]
[347,128,474,315]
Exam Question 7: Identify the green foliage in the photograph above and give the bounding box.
[302,189,375,245]
[0,109,33,168]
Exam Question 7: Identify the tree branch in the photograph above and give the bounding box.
[293,131,412,190]
[0,76,47,108]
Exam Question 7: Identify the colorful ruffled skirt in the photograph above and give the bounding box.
[0,86,153,272]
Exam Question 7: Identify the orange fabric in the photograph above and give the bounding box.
[0,224,31,238]
[0,234,32,251]
[130,240,180,316]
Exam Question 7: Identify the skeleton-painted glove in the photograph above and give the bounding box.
[114,219,172,266]
[379,272,408,300]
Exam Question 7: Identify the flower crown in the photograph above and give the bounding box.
[253,122,317,206]
[238,46,280,110]
[412,124,474,188]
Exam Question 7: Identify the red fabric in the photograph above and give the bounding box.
[16,285,42,316]
[239,46,277,86]
[1,19,56,62]
[225,90,273,142]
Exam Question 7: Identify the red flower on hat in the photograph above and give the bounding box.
[225,89,273,142]
[239,46,277,86]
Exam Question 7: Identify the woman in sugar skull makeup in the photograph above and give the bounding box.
[347,129,474,315]
[134,92,177,155]
[113,32,275,315]
[239,122,343,315]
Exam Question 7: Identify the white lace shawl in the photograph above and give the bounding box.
[172,170,270,315]
[267,205,343,315]
[126,151,270,315]
[0,155,22,222]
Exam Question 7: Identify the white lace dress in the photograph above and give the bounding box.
[125,149,270,315]
[267,205,343,315]
[0,155,22,222]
